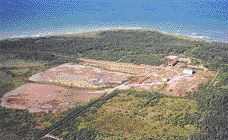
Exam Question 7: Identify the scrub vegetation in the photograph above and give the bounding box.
[0,30,227,139]
[55,90,199,139]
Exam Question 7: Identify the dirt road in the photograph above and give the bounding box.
[39,80,130,140]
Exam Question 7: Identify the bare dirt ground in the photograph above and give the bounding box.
[29,63,131,89]
[1,58,215,115]
[80,58,156,75]
[0,83,105,113]
[125,64,214,96]
[80,58,215,96]
[161,70,214,96]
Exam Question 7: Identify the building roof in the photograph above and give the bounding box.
[169,60,178,65]
[183,69,194,75]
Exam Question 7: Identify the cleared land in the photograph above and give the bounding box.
[1,83,105,114]
[0,30,227,140]
[127,68,214,96]
[80,58,155,75]
[1,58,214,115]
[29,63,131,89]
[161,70,214,96]
[81,58,215,96]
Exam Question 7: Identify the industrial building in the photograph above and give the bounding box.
[182,69,194,76]
[169,60,178,66]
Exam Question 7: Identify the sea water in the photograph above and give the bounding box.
[0,0,227,42]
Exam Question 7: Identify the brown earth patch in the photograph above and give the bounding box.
[0,83,105,113]
[29,63,131,89]
[126,67,214,96]
[161,70,215,96]
[80,58,155,75]
[80,58,215,96]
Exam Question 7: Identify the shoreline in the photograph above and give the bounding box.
[0,27,227,44]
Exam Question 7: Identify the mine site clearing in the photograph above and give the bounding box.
[29,63,131,89]
[80,57,214,96]
[1,83,106,114]
[0,56,215,114]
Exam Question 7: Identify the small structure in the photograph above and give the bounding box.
[162,78,170,82]
[182,69,194,76]
[169,60,178,66]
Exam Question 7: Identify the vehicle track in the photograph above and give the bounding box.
[36,81,129,140]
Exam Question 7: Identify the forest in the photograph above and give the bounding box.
[0,30,227,139]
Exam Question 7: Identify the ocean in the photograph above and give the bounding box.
[0,0,227,42]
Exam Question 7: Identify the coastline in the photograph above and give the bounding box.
[0,27,227,44]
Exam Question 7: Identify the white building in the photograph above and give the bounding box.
[182,69,194,76]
